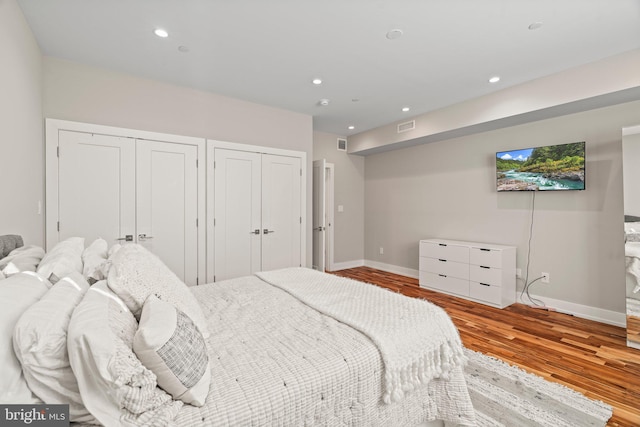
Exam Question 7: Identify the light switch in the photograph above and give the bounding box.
[338,205,344,212]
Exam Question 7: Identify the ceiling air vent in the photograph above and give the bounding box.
[337,138,347,151]
[397,120,415,133]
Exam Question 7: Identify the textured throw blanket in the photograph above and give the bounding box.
[0,235,23,259]
[256,267,467,404]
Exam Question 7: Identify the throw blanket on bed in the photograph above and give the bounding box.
[256,267,466,404]
[0,235,23,259]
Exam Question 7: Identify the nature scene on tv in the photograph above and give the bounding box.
[496,142,585,191]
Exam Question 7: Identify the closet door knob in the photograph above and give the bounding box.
[263,229,275,234]
[138,234,154,241]
[250,229,261,235]
[116,235,133,242]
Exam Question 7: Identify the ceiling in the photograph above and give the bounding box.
[17,0,640,136]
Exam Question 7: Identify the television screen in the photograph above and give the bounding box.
[496,141,585,191]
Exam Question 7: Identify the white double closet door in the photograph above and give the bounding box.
[53,129,199,285]
[212,148,302,281]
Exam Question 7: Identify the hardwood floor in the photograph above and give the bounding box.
[331,266,640,427]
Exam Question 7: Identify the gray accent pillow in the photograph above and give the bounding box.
[133,295,211,406]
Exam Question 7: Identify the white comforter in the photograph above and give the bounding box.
[175,273,476,427]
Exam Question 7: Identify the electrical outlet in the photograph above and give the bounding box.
[516,268,522,278]
[541,272,550,283]
[379,247,384,255]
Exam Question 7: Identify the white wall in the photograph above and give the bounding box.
[364,100,640,315]
[623,131,640,217]
[43,57,314,266]
[0,0,43,246]
[313,131,365,266]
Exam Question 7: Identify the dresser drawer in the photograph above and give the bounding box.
[420,241,469,263]
[470,247,503,268]
[420,271,469,296]
[469,281,502,305]
[469,264,503,286]
[420,257,469,280]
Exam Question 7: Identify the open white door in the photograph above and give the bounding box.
[312,159,327,271]
[136,140,199,285]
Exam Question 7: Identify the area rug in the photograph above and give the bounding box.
[464,348,613,427]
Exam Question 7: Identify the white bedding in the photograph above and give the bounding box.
[174,274,476,426]
[625,242,640,295]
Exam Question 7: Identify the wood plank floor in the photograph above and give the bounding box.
[331,267,640,427]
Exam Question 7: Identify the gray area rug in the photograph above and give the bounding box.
[464,348,613,427]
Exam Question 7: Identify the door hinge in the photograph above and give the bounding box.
[57,221,60,232]
[299,217,302,224]
[213,275,216,282]
[196,159,199,168]
[57,146,60,157]
[213,218,216,226]
[196,277,199,285]
[213,161,216,169]
[196,218,198,227]
[300,168,302,176]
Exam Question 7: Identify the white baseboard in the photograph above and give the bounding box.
[364,260,419,279]
[330,259,365,271]
[361,260,626,328]
[523,293,626,327]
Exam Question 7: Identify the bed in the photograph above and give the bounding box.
[0,238,476,427]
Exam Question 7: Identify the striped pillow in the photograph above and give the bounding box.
[133,295,210,406]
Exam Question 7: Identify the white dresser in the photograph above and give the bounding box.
[419,239,516,308]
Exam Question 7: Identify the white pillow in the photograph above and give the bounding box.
[67,281,182,426]
[13,272,94,423]
[134,295,210,406]
[107,244,209,339]
[37,237,85,284]
[0,245,45,277]
[0,272,50,404]
[82,238,109,284]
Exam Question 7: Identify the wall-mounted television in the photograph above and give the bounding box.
[496,141,585,192]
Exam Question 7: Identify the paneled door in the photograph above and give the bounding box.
[312,159,326,271]
[137,140,199,286]
[213,149,262,281]
[261,154,302,271]
[212,148,303,281]
[57,130,136,245]
[52,127,201,285]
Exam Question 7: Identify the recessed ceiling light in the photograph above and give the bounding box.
[489,76,501,83]
[402,107,410,112]
[319,99,330,106]
[178,45,190,53]
[312,78,322,85]
[154,28,169,38]
[348,125,355,130]
[386,29,403,40]
[528,22,543,30]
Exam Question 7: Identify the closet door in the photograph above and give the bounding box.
[213,149,262,281]
[137,140,199,285]
[57,130,136,244]
[262,154,302,271]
